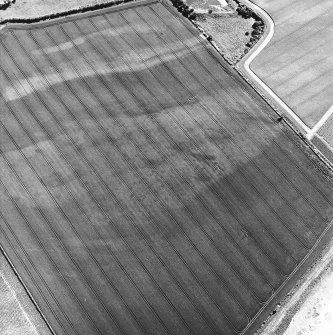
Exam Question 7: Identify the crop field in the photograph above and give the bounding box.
[319,115,333,149]
[251,0,333,128]
[0,1,333,334]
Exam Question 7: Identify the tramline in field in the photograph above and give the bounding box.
[0,0,333,334]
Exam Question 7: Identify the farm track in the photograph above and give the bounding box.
[1,1,333,334]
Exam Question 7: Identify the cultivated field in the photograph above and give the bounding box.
[251,0,333,128]
[319,115,333,149]
[0,1,333,334]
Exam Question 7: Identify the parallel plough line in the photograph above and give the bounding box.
[1,41,215,335]
[129,8,323,246]
[0,4,327,330]
[148,4,332,217]
[4,29,239,332]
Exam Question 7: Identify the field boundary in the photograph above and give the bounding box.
[232,5,333,332]
[233,66,333,173]
[0,259,39,335]
[233,1,333,169]
[242,218,333,334]
[308,105,333,140]
[237,1,310,134]
[236,0,333,165]
[0,0,158,32]
[312,135,333,164]
[0,245,56,335]
[257,238,333,335]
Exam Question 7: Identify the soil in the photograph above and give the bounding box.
[193,0,257,64]
[197,12,254,64]
[186,0,227,11]
[0,253,51,335]
[284,268,333,335]
[257,237,333,335]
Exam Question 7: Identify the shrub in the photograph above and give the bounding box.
[252,12,261,21]
[236,5,253,19]
[170,0,197,20]
[189,13,197,20]
[252,21,259,29]
[251,29,260,37]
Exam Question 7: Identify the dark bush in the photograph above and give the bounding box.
[236,5,253,19]
[251,30,260,37]
[252,12,261,21]
[252,21,259,29]
[170,0,197,21]
[189,13,197,20]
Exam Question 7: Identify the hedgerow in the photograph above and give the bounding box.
[0,0,132,25]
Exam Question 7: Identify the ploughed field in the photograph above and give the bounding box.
[319,114,333,149]
[251,0,333,128]
[1,1,333,334]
